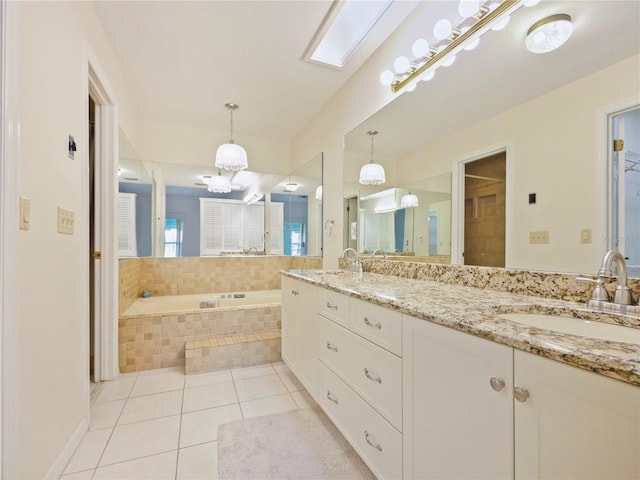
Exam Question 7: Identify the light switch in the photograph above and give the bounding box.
[19,196,30,230]
[57,207,74,235]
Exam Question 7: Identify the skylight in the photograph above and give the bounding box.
[306,0,394,69]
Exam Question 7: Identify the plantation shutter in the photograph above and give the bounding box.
[117,193,137,257]
[270,202,284,255]
[245,203,265,251]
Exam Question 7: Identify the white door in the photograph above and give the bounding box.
[403,316,513,479]
[514,350,640,479]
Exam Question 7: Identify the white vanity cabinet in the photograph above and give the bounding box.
[514,350,640,479]
[403,314,514,479]
[317,290,403,479]
[403,314,640,479]
[281,276,318,400]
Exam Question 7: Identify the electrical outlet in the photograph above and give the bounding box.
[580,229,592,244]
[57,207,74,235]
[529,230,549,244]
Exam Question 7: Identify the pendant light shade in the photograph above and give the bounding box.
[215,103,248,171]
[525,14,572,54]
[359,130,385,185]
[400,192,419,208]
[315,185,323,200]
[205,170,232,193]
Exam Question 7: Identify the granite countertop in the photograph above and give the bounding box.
[282,269,640,387]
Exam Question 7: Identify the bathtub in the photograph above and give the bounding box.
[119,289,282,373]
[122,289,282,316]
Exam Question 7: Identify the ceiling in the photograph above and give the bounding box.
[94,0,418,141]
[345,0,640,163]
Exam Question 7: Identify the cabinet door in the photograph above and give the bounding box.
[403,315,513,479]
[514,350,640,479]
[297,280,318,400]
[280,276,299,370]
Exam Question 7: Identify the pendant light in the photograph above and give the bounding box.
[215,103,248,171]
[400,191,419,208]
[525,14,572,54]
[204,170,232,193]
[359,130,385,185]
[315,185,323,200]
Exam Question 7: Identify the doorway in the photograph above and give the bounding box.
[610,105,640,276]
[89,96,96,386]
[463,152,506,267]
[343,196,358,251]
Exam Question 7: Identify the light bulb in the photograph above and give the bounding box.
[491,16,510,31]
[394,56,411,74]
[442,55,456,67]
[380,70,395,86]
[524,0,541,6]
[405,81,417,92]
[412,38,430,58]
[433,19,453,41]
[464,37,480,51]
[420,70,436,82]
[458,0,480,18]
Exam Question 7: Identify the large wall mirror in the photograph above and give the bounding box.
[344,0,639,275]
[118,137,322,258]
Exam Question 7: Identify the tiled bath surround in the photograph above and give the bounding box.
[118,256,321,373]
[341,258,640,303]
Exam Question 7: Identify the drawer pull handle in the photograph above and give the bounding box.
[364,430,382,452]
[364,368,382,384]
[326,302,339,310]
[363,317,382,329]
[514,387,530,403]
[326,391,339,404]
[489,377,505,392]
[326,342,338,352]
[291,290,298,296]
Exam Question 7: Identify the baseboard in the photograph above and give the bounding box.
[44,418,88,480]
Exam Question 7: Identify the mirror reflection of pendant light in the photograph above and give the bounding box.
[359,130,385,185]
[400,191,419,208]
[204,170,232,193]
[525,14,572,54]
[215,103,248,171]
[315,185,323,200]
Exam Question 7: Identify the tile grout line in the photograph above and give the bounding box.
[174,375,187,480]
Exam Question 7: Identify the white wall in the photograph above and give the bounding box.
[13,2,138,478]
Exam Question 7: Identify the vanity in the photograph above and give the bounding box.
[280,268,640,480]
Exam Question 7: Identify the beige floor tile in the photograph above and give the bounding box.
[184,369,232,389]
[180,404,242,448]
[234,373,288,402]
[182,381,238,413]
[291,389,317,409]
[130,370,185,397]
[63,428,112,475]
[240,393,297,419]
[93,451,177,480]
[118,390,183,425]
[277,370,304,392]
[90,399,126,431]
[177,442,219,480]
[100,415,180,466]
[230,364,275,380]
[95,375,137,403]
[59,469,94,480]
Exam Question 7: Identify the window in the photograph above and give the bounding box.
[117,193,137,257]
[164,217,183,257]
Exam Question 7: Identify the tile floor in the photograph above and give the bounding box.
[61,362,314,479]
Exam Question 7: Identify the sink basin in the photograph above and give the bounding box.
[498,313,640,345]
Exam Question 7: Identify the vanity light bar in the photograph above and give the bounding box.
[387,0,526,93]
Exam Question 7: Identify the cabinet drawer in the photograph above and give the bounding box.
[350,298,402,355]
[319,363,402,480]
[319,317,402,431]
[318,288,349,327]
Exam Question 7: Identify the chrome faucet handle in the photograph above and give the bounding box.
[614,285,633,305]
[576,276,610,302]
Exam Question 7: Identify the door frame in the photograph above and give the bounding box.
[84,52,119,383]
[452,142,513,267]
[1,0,20,476]
[598,97,640,257]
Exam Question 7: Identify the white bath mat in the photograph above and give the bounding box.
[217,407,375,479]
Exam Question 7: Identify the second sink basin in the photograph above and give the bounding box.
[498,313,640,345]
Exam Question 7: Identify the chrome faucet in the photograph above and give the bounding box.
[371,249,387,258]
[341,248,361,273]
[578,250,638,314]
[598,250,632,305]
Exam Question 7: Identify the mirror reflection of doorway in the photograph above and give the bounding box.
[463,152,506,267]
[344,196,358,251]
[611,105,640,276]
